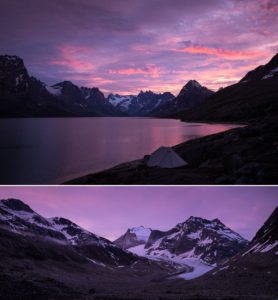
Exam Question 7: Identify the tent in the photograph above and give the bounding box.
[147,146,188,169]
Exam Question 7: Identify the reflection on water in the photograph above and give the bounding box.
[0,117,240,184]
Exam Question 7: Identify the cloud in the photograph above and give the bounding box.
[0,0,277,93]
[108,64,161,78]
[49,45,94,73]
[173,45,262,60]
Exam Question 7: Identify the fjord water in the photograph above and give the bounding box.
[0,117,239,184]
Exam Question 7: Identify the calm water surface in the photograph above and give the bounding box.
[0,117,240,184]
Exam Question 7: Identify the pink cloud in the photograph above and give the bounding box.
[49,45,94,72]
[173,45,262,60]
[109,64,161,78]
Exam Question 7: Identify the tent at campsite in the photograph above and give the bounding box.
[147,146,188,169]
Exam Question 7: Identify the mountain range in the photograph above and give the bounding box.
[107,91,175,116]
[1,53,278,122]
[0,54,213,117]
[115,216,248,278]
[0,198,277,299]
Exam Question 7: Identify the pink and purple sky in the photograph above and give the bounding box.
[0,186,277,241]
[1,0,278,95]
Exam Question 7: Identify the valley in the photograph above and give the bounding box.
[0,198,277,300]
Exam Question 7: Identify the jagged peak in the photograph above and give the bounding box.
[177,80,209,97]
[185,216,206,223]
[138,90,155,96]
[185,80,202,88]
[212,218,224,225]
[129,225,151,231]
[54,80,76,87]
[179,216,228,230]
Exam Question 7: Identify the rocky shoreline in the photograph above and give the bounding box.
[66,114,278,185]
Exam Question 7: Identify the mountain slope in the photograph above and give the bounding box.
[180,53,278,123]
[152,80,214,116]
[0,198,137,267]
[0,198,200,299]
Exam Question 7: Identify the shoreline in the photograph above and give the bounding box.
[63,118,244,184]
[66,115,278,185]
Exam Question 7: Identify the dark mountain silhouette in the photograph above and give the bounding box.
[0,55,123,117]
[152,80,214,116]
[179,53,278,123]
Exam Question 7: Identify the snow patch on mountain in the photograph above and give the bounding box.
[0,200,53,231]
[262,66,278,80]
[129,226,152,242]
[45,85,62,96]
[107,94,135,111]
[242,240,278,256]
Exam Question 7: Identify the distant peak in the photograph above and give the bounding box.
[212,218,222,224]
[138,90,154,96]
[187,216,204,222]
[185,80,202,88]
[0,198,33,213]
[54,80,75,87]
[183,216,224,226]
[129,225,151,231]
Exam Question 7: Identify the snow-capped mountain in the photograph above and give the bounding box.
[115,217,248,279]
[0,198,137,266]
[152,80,214,116]
[107,91,174,116]
[0,55,123,117]
[123,217,247,265]
[107,94,137,112]
[114,226,152,249]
